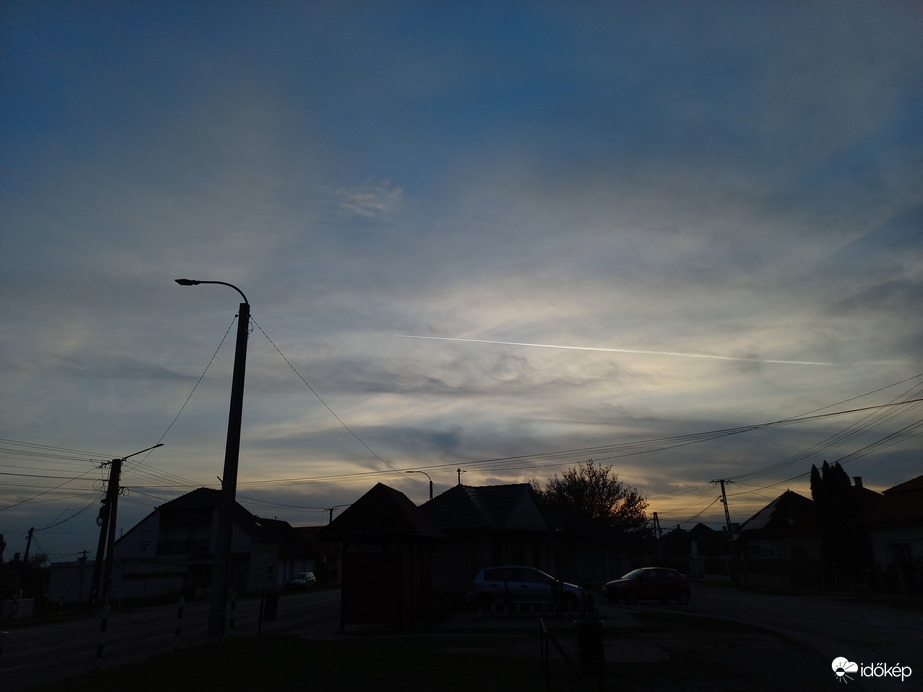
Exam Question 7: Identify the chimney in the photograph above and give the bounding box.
[853,476,863,489]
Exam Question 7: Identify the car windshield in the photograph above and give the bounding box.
[622,569,647,580]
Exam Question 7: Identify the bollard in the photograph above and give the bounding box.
[1,630,9,668]
[95,603,110,666]
[228,596,235,637]
[575,616,605,678]
[174,596,185,650]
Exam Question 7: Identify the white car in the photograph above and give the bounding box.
[466,566,583,610]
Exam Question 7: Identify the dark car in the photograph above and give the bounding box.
[602,567,690,604]
[466,566,584,610]
[285,571,317,590]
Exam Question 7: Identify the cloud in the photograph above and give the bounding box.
[1,2,920,561]
[330,181,405,217]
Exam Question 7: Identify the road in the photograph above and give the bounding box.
[2,585,920,690]
[0,589,340,691]
[624,582,922,690]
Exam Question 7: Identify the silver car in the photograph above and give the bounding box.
[466,565,583,610]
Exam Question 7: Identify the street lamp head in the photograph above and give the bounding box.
[174,278,249,304]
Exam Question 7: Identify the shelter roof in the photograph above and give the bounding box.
[320,483,446,542]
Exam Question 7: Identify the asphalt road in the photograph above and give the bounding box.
[0,589,340,691]
[619,582,922,690]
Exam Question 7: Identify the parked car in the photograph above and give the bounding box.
[602,567,690,604]
[285,571,317,590]
[466,566,584,610]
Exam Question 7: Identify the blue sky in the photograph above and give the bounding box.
[2,1,921,563]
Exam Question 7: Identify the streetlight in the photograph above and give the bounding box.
[175,278,250,644]
[406,470,434,501]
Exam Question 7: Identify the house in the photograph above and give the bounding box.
[734,473,923,596]
[107,488,315,602]
[319,483,445,630]
[420,483,554,597]
[542,508,636,588]
[736,489,824,591]
[862,474,923,596]
[660,523,728,578]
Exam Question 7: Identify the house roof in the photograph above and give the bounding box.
[420,483,550,532]
[883,474,923,495]
[118,487,305,550]
[739,490,817,536]
[862,474,923,525]
[320,483,446,542]
[256,517,318,559]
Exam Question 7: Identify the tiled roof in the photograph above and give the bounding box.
[863,474,923,525]
[883,474,923,495]
[421,483,550,532]
[739,490,817,535]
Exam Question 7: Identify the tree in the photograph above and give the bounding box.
[531,459,650,534]
[810,460,864,562]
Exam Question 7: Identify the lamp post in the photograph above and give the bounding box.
[175,278,250,644]
[406,470,434,501]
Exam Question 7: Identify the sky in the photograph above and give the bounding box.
[2,1,922,564]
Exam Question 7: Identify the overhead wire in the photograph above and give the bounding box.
[251,317,401,475]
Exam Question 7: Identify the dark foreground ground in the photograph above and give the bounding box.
[21,610,831,692]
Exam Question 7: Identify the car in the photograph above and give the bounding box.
[465,565,584,610]
[285,571,317,590]
[602,567,690,604]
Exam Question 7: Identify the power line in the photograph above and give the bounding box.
[251,317,399,474]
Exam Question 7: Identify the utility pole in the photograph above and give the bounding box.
[325,504,350,524]
[91,459,120,604]
[90,444,163,604]
[22,527,34,564]
[457,468,466,485]
[652,512,663,563]
[712,480,733,536]
[711,479,739,585]
[102,457,123,603]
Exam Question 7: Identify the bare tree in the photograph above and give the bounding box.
[532,459,650,534]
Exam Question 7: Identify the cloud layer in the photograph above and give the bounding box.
[1,1,921,561]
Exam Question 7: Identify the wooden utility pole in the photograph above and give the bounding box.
[712,479,739,584]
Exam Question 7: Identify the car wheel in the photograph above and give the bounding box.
[624,591,638,604]
[676,590,690,605]
[476,593,494,610]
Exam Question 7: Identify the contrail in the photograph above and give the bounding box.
[395,335,834,366]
